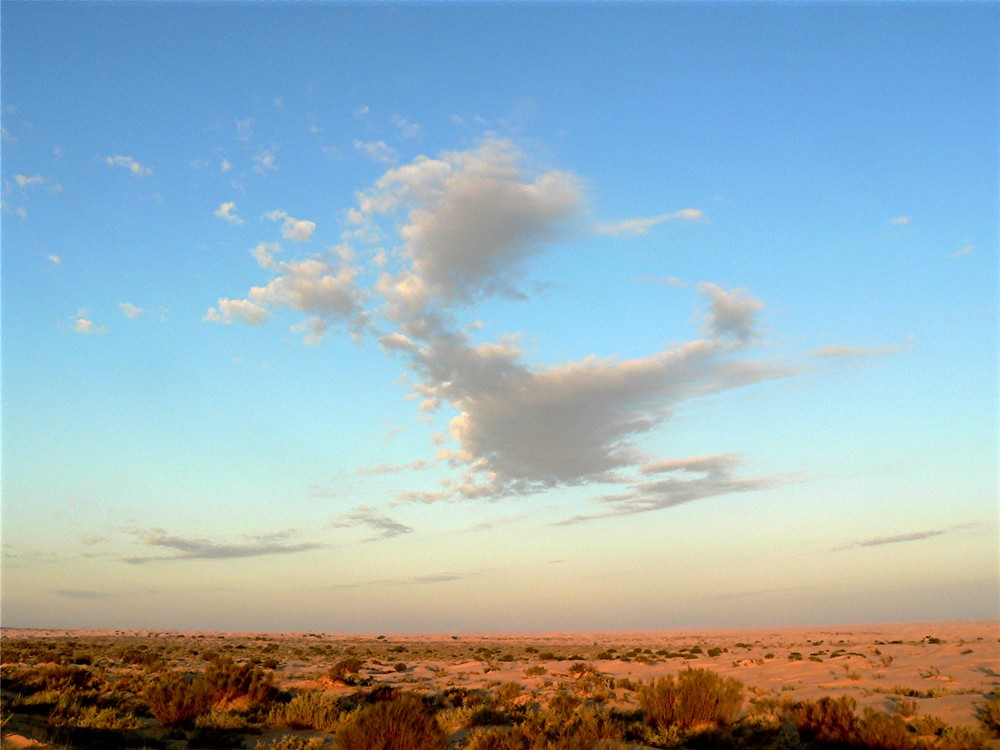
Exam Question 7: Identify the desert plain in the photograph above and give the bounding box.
[1,620,997,749]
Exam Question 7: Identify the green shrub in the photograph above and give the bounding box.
[335,694,447,750]
[639,668,743,730]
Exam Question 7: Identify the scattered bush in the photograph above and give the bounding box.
[335,694,447,750]
[639,668,744,730]
[267,690,343,732]
[329,657,366,685]
[978,693,1000,737]
[794,695,858,745]
[144,672,211,727]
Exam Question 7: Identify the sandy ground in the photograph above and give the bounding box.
[2,620,997,747]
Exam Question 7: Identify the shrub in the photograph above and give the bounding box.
[335,694,447,750]
[639,668,744,730]
[794,695,858,745]
[462,726,531,750]
[267,690,343,732]
[856,708,913,750]
[329,657,366,685]
[979,693,1000,737]
[203,656,277,709]
[145,672,210,727]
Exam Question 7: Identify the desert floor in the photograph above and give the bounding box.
[2,620,997,748]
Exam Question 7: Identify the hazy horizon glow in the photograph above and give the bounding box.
[2,2,997,632]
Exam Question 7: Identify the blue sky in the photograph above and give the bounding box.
[2,2,997,632]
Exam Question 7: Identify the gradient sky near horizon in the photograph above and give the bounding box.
[2,2,997,633]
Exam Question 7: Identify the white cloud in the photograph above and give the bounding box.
[264,209,316,241]
[890,216,910,226]
[73,310,107,334]
[203,297,270,325]
[48,254,61,265]
[221,159,233,173]
[207,248,366,343]
[119,302,143,319]
[354,140,398,164]
[214,201,244,225]
[696,282,765,341]
[105,155,153,177]
[952,245,974,258]
[595,208,703,236]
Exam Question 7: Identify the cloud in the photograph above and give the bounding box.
[331,505,414,541]
[215,201,244,225]
[210,139,799,516]
[360,138,582,308]
[122,528,322,563]
[952,245,974,258]
[392,114,423,139]
[105,155,153,177]
[813,343,909,360]
[335,571,467,588]
[73,310,107,334]
[54,589,114,600]
[890,216,910,226]
[833,529,948,552]
[595,208,703,236]
[48,254,61,265]
[559,453,790,523]
[236,118,253,142]
[354,140,398,164]
[221,159,233,173]
[264,209,316,241]
[119,302,143,319]
[696,282,765,341]
[203,297,270,325]
[254,149,278,173]
[356,460,429,476]
[13,174,47,191]
[633,275,689,289]
[206,247,366,343]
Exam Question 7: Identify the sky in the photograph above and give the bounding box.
[1,2,997,633]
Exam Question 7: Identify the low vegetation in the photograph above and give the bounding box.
[1,631,995,749]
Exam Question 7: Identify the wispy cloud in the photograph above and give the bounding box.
[334,571,467,588]
[595,208,703,236]
[890,216,910,226]
[952,245,974,258]
[105,155,153,177]
[813,343,909,360]
[353,140,397,164]
[254,149,278,174]
[392,114,423,140]
[833,529,948,551]
[54,589,114,600]
[356,460,429,476]
[331,505,414,541]
[119,302,143,319]
[121,528,323,563]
